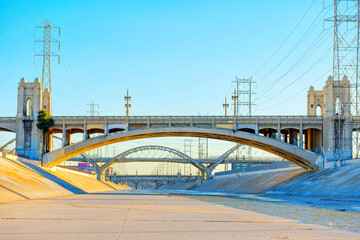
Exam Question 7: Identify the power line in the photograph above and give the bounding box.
[0,50,32,63]
[18,0,41,22]
[0,13,32,35]
[1,0,32,32]
[257,25,357,106]
[256,66,332,111]
[0,25,32,53]
[252,0,317,77]
[256,31,333,103]
[256,5,331,91]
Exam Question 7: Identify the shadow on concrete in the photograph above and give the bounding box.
[99,181,117,190]
[91,191,170,196]
[0,185,29,199]
[21,163,87,194]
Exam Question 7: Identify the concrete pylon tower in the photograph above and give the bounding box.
[16,78,44,159]
[307,76,352,163]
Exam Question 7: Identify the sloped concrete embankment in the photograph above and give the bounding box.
[265,163,360,198]
[166,163,360,198]
[0,155,129,203]
[193,168,304,193]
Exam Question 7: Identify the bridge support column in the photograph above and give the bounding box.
[255,117,259,135]
[105,117,109,135]
[83,120,88,140]
[282,129,288,143]
[299,120,303,148]
[66,129,72,146]
[62,121,67,147]
[277,118,281,141]
[289,129,298,146]
[203,168,213,180]
[168,116,172,127]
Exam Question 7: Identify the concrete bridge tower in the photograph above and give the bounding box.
[16,77,51,160]
[307,76,352,162]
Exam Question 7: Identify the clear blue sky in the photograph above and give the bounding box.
[1,0,333,117]
[0,0,335,173]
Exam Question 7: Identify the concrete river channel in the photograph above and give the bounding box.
[160,189,360,233]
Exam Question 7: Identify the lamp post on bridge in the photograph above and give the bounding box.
[223,97,229,117]
[232,89,238,117]
[125,89,131,117]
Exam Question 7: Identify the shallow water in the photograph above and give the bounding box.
[126,189,360,233]
[186,194,360,233]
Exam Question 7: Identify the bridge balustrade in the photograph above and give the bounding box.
[50,115,325,126]
[0,117,16,123]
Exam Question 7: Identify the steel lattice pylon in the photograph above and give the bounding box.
[329,0,360,159]
[35,20,60,93]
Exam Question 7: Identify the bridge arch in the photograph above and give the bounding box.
[96,145,205,180]
[0,126,16,133]
[43,126,321,171]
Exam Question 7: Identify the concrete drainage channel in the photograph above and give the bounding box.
[154,189,360,234]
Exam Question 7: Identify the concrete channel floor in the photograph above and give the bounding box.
[0,190,359,240]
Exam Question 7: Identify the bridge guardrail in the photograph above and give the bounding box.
[0,117,16,122]
[50,115,324,125]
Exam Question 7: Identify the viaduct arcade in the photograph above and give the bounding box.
[109,174,200,190]
[0,76,357,175]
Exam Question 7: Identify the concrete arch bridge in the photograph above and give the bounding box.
[42,126,323,176]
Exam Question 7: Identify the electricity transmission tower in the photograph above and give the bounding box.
[86,101,99,159]
[198,138,208,159]
[235,76,256,116]
[232,77,256,167]
[35,20,60,93]
[328,0,360,159]
[87,101,99,116]
[183,139,193,175]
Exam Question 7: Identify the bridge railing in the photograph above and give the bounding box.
[50,115,323,125]
[0,117,16,123]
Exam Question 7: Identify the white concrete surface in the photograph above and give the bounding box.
[0,190,359,240]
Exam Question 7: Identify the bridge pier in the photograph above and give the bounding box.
[307,76,352,162]
[277,118,281,141]
[299,120,303,148]
[83,119,88,140]
[15,78,46,160]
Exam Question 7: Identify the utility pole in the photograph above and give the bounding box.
[124,89,131,117]
[232,77,241,116]
[223,97,229,117]
[232,89,238,116]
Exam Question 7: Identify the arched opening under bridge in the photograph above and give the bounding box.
[42,127,322,171]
